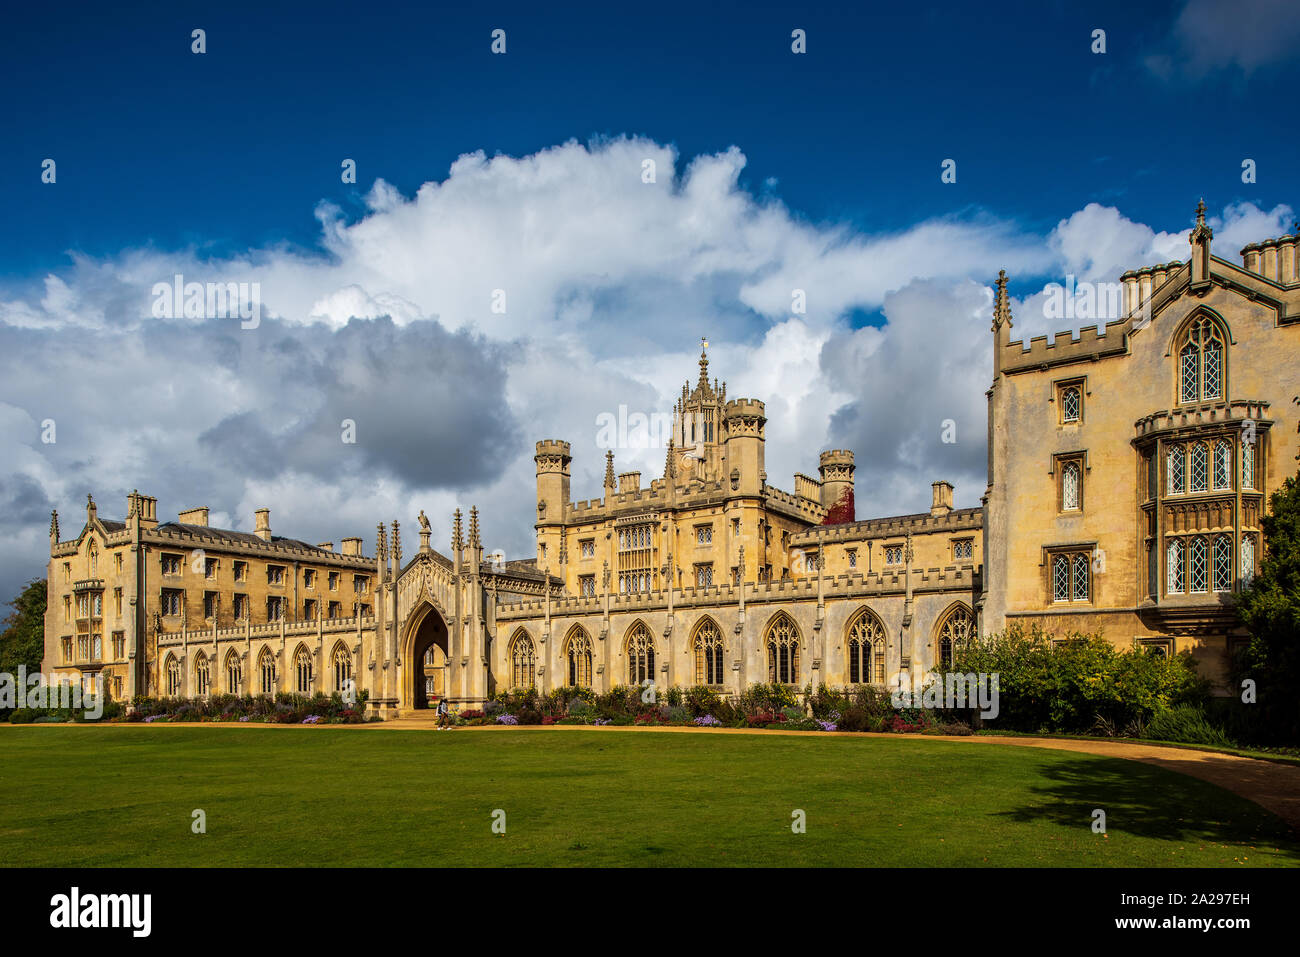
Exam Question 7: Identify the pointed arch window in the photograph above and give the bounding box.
[1241,441,1256,489]
[765,614,800,685]
[194,652,210,697]
[1240,534,1255,586]
[935,606,974,668]
[692,619,725,686]
[258,648,277,695]
[565,628,593,688]
[165,654,181,697]
[294,646,313,694]
[1176,316,1226,403]
[1061,461,1081,511]
[847,610,885,683]
[509,631,536,689]
[626,622,656,685]
[332,643,352,692]
[225,650,243,694]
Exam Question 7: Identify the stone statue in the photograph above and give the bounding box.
[418,510,431,533]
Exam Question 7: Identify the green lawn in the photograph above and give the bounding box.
[1,727,1296,867]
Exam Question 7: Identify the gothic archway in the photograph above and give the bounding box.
[402,603,450,710]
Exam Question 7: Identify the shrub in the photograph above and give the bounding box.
[837,707,869,732]
[1146,704,1235,747]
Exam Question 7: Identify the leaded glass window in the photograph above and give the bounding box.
[1061,386,1081,423]
[166,654,181,696]
[194,652,210,696]
[259,648,276,694]
[1062,461,1080,510]
[626,622,656,684]
[766,614,800,684]
[1190,443,1208,492]
[1176,316,1226,403]
[847,611,885,682]
[1213,441,1231,490]
[1189,537,1208,593]
[294,646,313,693]
[565,628,593,687]
[936,607,973,667]
[509,631,536,689]
[1213,535,1232,592]
[1166,540,1184,594]
[1072,553,1090,601]
[1052,554,1070,602]
[693,619,725,685]
[1168,445,1185,494]
[332,643,352,692]
[1241,443,1255,489]
[1180,342,1199,402]
[225,651,242,694]
[1240,535,1255,586]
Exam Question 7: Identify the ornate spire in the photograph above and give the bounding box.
[697,336,710,392]
[992,269,1014,332]
[49,509,59,541]
[664,438,676,479]
[1191,197,1213,242]
[468,506,480,548]
[376,522,387,562]
[453,508,464,551]
[391,520,402,566]
[604,449,615,488]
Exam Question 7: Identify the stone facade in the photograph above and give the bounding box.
[40,205,1296,711]
[980,204,1300,689]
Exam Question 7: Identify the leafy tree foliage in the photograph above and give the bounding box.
[1233,464,1300,743]
[0,579,46,677]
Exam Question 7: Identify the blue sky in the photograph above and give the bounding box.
[4,0,1295,277]
[1,0,1298,600]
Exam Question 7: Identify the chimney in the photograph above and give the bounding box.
[127,490,158,528]
[340,537,362,556]
[317,542,335,552]
[254,508,271,541]
[178,506,209,527]
[930,481,954,517]
[618,471,641,494]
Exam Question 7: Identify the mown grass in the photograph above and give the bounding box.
[0,727,1295,867]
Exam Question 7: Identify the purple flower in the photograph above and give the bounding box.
[302,715,322,724]
[496,714,519,725]
[239,715,250,722]
[694,715,722,727]
[817,720,838,732]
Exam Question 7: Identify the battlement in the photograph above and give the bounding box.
[789,506,982,546]
[819,449,854,466]
[535,439,572,457]
[1133,399,1271,441]
[723,398,766,420]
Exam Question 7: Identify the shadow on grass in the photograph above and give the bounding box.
[995,754,1300,859]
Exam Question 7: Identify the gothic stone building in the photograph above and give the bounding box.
[41,207,1298,713]
[981,205,1300,687]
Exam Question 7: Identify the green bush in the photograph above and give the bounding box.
[941,623,1207,734]
[1146,704,1235,747]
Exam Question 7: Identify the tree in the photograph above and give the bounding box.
[0,580,48,705]
[1233,459,1300,742]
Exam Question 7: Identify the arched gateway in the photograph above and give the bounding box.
[401,602,449,710]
